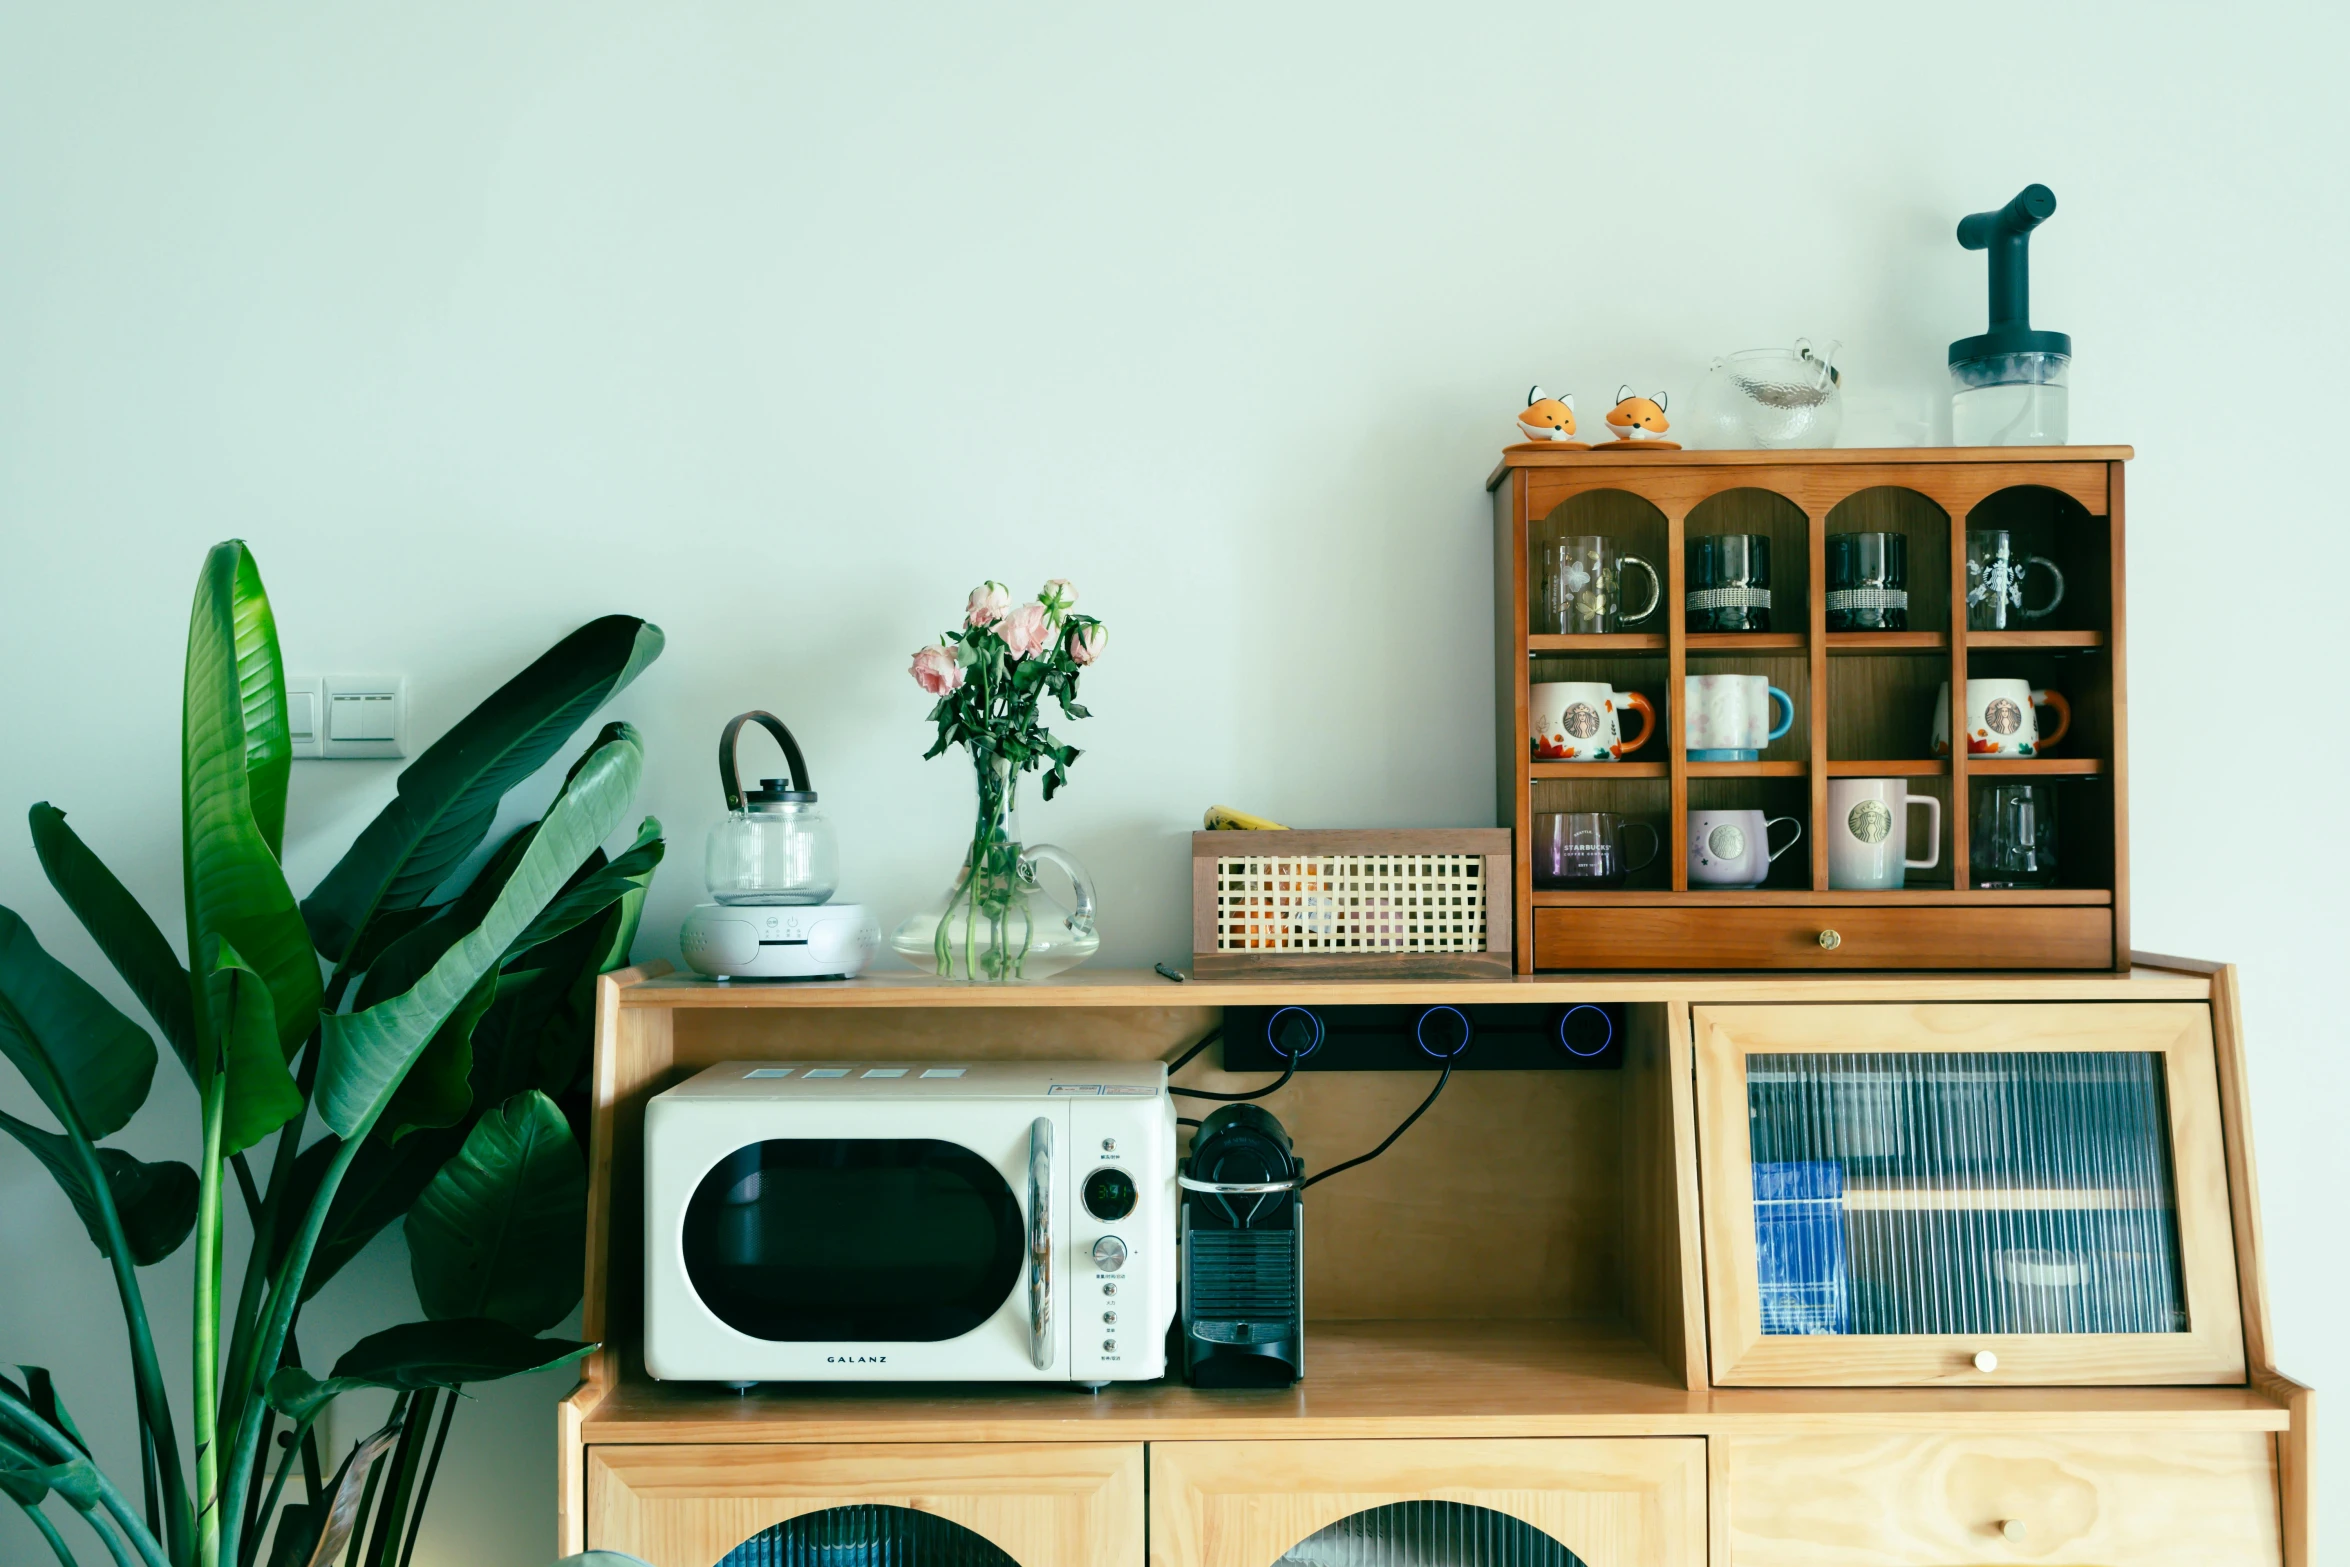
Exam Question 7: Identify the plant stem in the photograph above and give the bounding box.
[221,1041,315,1473]
[337,1400,400,1567]
[357,1391,429,1567]
[393,1390,457,1567]
[242,1405,326,1567]
[0,1385,172,1567]
[74,1505,137,1567]
[193,1071,228,1567]
[216,1134,365,1567]
[21,1498,78,1567]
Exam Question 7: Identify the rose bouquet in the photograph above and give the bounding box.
[892,580,1105,980]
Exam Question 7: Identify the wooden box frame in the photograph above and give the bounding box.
[1489,447,2131,972]
[1188,829,1512,977]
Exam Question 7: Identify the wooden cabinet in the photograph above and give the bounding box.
[1148,1439,1706,1567]
[1489,448,2131,971]
[1721,1432,2283,1567]
[585,1443,1143,1567]
[1692,1002,2245,1385]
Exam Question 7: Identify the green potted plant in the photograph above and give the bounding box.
[0,540,665,1567]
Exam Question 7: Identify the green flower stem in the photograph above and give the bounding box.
[193,1071,228,1567]
[20,1497,77,1567]
[220,1041,315,1476]
[215,1131,365,1567]
[0,1387,171,1567]
[242,1402,323,1567]
[393,1388,457,1567]
[77,1506,138,1567]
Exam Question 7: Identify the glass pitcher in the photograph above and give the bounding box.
[704,711,839,905]
[1693,338,1843,448]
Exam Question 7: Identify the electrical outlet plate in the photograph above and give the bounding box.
[289,675,406,759]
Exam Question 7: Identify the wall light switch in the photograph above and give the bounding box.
[317,676,406,759]
[285,678,324,759]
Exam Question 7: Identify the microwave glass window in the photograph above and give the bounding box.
[1272,1501,1586,1567]
[683,1138,1024,1341]
[1745,1050,2188,1337]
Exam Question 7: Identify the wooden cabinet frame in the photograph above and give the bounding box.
[1149,1438,1706,1567]
[1692,1002,2247,1386]
[585,1442,1142,1567]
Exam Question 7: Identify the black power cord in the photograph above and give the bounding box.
[1302,1057,1455,1189]
[1164,1025,1300,1104]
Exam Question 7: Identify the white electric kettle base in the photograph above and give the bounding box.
[681,902,881,980]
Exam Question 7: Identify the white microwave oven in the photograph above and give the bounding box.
[644,1060,1175,1387]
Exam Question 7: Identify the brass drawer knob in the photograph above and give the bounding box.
[1999,1519,2028,1542]
[1816,928,1843,950]
[1973,1350,2000,1373]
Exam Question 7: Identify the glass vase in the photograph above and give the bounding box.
[889,756,1099,981]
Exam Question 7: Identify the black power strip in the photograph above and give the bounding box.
[1220,1004,1624,1072]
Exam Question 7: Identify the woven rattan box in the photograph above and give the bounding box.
[1188,829,1512,978]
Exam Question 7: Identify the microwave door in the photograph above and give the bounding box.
[673,1099,1067,1378]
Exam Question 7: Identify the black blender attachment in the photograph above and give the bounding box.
[1950,184,2071,445]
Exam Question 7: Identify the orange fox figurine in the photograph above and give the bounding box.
[1604,385,1679,449]
[1514,385,1589,449]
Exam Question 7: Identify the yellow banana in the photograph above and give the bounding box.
[1203,805,1290,831]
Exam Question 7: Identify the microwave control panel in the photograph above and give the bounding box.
[1067,1095,1175,1383]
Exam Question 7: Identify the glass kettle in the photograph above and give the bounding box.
[704,710,839,905]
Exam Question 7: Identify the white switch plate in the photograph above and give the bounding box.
[290,675,407,759]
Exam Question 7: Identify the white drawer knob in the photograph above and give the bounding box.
[1999,1518,2028,1542]
[1816,928,1842,950]
[1973,1350,2000,1373]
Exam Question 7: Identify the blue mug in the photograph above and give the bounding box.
[1685,674,1795,762]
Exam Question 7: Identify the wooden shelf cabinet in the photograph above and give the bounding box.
[1490,447,2131,971]
[563,961,2309,1567]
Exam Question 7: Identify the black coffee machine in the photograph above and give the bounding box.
[1178,1104,1305,1388]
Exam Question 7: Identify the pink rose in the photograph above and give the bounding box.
[965,581,1011,627]
[910,644,964,695]
[1065,622,1105,665]
[1040,578,1078,613]
[998,601,1053,659]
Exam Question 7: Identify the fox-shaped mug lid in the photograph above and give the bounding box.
[1514,385,1589,449]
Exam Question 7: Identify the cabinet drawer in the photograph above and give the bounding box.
[1725,1432,2282,1567]
[1534,905,2112,970]
[587,1443,1143,1567]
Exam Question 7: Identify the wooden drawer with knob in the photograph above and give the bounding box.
[1722,1432,2283,1567]
[1533,905,2113,970]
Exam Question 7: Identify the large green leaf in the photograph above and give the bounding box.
[405,1090,585,1331]
[504,814,662,958]
[375,966,496,1142]
[272,1127,466,1302]
[315,726,642,1139]
[29,803,197,1081]
[301,616,664,964]
[0,1109,197,1266]
[182,541,318,1055]
[0,905,156,1138]
[327,1319,594,1390]
[204,937,303,1155]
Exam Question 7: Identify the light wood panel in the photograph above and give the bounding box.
[2255,1371,2313,1567]
[1148,1438,1706,1567]
[1618,1002,1705,1385]
[1535,906,2113,971]
[1722,1431,2281,1567]
[586,1442,1143,1567]
[1692,1004,2247,1386]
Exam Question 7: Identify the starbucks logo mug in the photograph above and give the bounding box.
[1827,778,1943,890]
[1530,680,1656,762]
[1687,808,1802,888]
[1931,678,2070,758]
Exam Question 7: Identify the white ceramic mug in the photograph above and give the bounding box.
[1931,679,2071,758]
[1684,674,1795,760]
[1827,778,1942,890]
[1530,680,1656,762]
[1687,809,1802,888]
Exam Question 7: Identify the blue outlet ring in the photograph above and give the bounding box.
[1556,1004,1614,1057]
[1265,1006,1324,1059]
[1415,1005,1473,1059]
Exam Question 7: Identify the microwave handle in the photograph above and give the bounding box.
[1027,1116,1054,1371]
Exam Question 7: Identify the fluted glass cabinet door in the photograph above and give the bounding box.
[1148,1439,1705,1567]
[1693,1004,2246,1386]
[585,1443,1143,1567]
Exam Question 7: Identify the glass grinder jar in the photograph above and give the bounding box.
[704,710,839,905]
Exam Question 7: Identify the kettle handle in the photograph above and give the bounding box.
[719,710,814,809]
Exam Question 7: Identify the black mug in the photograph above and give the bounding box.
[1686,533,1772,633]
[1826,531,1908,631]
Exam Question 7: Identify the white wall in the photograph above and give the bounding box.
[3,5,2343,1562]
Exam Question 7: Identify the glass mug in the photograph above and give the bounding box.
[1686,533,1772,632]
[1541,536,1662,634]
[1532,812,1663,889]
[1972,781,2059,887]
[1826,531,1909,631]
[1966,530,2066,630]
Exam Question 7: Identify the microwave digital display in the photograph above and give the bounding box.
[681,1138,1024,1342]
